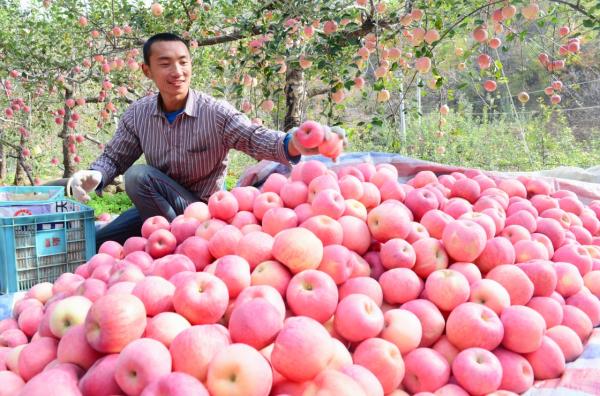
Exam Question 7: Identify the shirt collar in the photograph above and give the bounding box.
[153,90,199,118]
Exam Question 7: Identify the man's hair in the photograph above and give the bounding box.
[143,33,189,65]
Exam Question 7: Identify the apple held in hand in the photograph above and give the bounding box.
[296,120,325,149]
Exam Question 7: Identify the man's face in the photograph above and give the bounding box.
[142,40,192,99]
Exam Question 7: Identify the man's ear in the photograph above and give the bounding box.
[141,63,152,79]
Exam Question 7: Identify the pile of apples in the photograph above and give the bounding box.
[1,159,600,396]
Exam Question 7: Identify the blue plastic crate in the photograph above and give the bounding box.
[0,199,95,294]
[0,186,64,205]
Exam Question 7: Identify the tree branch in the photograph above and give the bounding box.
[549,0,598,21]
[307,87,331,98]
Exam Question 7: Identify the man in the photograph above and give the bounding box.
[68,33,344,249]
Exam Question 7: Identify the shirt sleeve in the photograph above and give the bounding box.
[216,100,294,165]
[90,106,143,189]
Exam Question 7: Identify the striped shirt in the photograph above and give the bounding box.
[90,89,293,202]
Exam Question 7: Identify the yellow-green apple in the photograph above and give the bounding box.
[141,372,209,396]
[170,324,231,381]
[272,227,323,274]
[173,272,229,325]
[446,302,504,350]
[380,308,422,355]
[553,262,584,298]
[262,207,298,236]
[380,238,416,269]
[353,337,404,394]
[228,298,283,349]
[420,209,453,239]
[486,264,534,305]
[412,237,449,278]
[79,354,121,396]
[262,172,288,195]
[208,190,239,220]
[334,294,384,342]
[208,225,243,258]
[230,186,260,212]
[523,336,565,380]
[0,371,24,395]
[425,269,470,311]
[18,336,58,381]
[561,305,593,342]
[250,260,291,295]
[146,228,177,259]
[442,219,487,262]
[379,268,423,304]
[367,201,412,242]
[546,325,583,362]
[49,295,93,338]
[403,348,450,393]
[340,364,384,396]
[114,338,172,395]
[206,343,273,396]
[271,316,333,382]
[85,293,147,353]
[452,348,502,394]
[214,255,251,299]
[339,276,383,306]
[469,279,510,315]
[301,215,344,246]
[317,244,354,284]
[500,305,546,353]
[253,192,283,220]
[280,181,308,209]
[286,269,338,323]
[57,324,102,370]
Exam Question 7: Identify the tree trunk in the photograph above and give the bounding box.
[13,134,27,185]
[283,65,306,132]
[61,88,76,178]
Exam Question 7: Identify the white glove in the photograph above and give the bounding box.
[68,170,102,203]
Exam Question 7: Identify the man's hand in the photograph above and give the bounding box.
[68,170,102,203]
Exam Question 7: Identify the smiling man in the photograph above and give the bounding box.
[68,32,344,249]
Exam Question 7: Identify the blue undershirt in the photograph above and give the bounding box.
[164,108,184,124]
